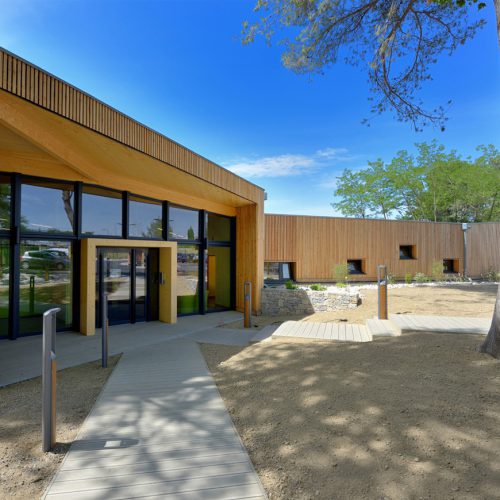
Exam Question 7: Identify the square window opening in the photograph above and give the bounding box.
[399,245,416,260]
[347,259,365,275]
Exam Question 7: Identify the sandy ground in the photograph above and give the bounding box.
[201,334,500,500]
[223,284,498,330]
[0,356,120,499]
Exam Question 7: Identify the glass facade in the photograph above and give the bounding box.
[0,240,9,337]
[177,244,200,315]
[82,186,122,236]
[21,180,74,234]
[0,175,10,232]
[0,174,236,338]
[19,240,73,335]
[169,206,199,240]
[129,196,162,239]
[207,214,231,242]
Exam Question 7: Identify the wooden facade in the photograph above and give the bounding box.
[265,214,500,281]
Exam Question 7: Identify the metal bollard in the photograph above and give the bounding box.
[377,265,388,320]
[244,281,252,328]
[42,307,60,452]
[101,294,109,369]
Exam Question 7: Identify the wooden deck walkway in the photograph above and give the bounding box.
[389,314,490,335]
[43,339,266,499]
[272,320,372,342]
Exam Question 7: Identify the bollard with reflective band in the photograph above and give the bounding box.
[42,307,60,452]
[101,294,109,368]
[377,265,388,320]
[244,281,252,328]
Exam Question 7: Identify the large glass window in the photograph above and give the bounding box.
[169,206,199,241]
[19,240,73,335]
[176,244,200,315]
[0,175,10,232]
[0,239,9,337]
[21,180,74,234]
[207,214,231,242]
[207,246,231,311]
[264,262,293,282]
[82,186,122,236]
[129,196,162,239]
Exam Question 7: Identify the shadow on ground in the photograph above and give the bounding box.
[201,333,500,500]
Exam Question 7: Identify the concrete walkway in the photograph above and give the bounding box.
[0,312,246,387]
[43,339,266,499]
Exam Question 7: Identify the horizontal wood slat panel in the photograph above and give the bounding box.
[0,49,263,203]
[265,215,500,281]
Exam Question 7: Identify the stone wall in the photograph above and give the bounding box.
[261,287,360,316]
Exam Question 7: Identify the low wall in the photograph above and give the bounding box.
[261,287,360,316]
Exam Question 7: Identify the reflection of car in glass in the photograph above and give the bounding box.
[21,250,70,271]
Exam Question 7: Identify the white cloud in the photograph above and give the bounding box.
[227,154,317,178]
[225,147,353,179]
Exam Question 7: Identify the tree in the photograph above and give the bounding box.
[331,169,370,217]
[243,0,490,130]
[187,226,195,240]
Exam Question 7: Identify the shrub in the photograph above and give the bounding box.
[336,282,347,288]
[414,272,429,283]
[431,260,444,281]
[387,272,396,285]
[405,273,412,284]
[285,279,298,290]
[310,283,327,291]
[481,268,500,282]
[332,263,349,285]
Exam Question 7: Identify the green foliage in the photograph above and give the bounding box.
[336,282,347,288]
[187,226,195,240]
[310,283,327,291]
[332,263,349,285]
[431,260,445,281]
[332,142,500,223]
[405,273,413,284]
[481,268,500,282]
[414,272,430,284]
[243,0,485,130]
[285,279,298,290]
[387,273,396,285]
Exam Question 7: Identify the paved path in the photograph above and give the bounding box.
[272,320,372,342]
[0,312,243,387]
[389,314,490,335]
[43,339,266,499]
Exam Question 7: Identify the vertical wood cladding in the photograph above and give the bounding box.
[264,215,500,281]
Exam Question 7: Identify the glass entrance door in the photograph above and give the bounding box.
[97,247,158,327]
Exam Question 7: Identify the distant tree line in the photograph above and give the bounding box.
[332,142,500,223]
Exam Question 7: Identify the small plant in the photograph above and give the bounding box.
[405,273,412,284]
[310,283,327,291]
[336,282,347,288]
[481,268,500,282]
[285,279,298,290]
[332,263,349,286]
[431,260,445,281]
[387,272,396,285]
[414,272,429,284]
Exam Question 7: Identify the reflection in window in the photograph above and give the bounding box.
[82,186,122,236]
[264,262,293,282]
[19,240,73,335]
[207,214,231,241]
[0,239,9,337]
[0,175,10,232]
[129,196,162,239]
[176,244,200,314]
[21,180,74,234]
[347,259,364,274]
[399,245,415,260]
[207,246,231,311]
[169,206,198,240]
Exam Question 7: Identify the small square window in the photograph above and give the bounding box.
[347,259,364,275]
[399,245,415,260]
[443,259,459,274]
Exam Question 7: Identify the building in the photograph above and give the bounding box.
[1,49,499,341]
[0,48,264,340]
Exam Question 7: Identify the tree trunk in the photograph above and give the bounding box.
[479,283,500,358]
[495,0,500,47]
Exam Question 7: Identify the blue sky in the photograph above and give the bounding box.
[1,0,499,216]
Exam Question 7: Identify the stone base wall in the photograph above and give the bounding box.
[261,287,360,316]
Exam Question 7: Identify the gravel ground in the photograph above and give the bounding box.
[0,356,120,499]
[223,283,497,330]
[201,334,500,500]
